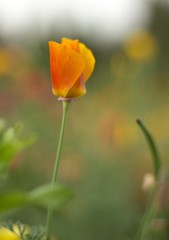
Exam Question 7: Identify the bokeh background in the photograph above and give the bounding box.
[1,0,169,239]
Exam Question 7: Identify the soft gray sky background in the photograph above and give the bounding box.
[0,0,154,42]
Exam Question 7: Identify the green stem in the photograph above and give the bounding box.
[134,118,161,239]
[134,186,157,240]
[46,101,70,240]
[136,118,161,179]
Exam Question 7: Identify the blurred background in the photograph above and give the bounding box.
[1,0,169,239]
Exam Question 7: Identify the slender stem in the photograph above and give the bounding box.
[46,101,70,240]
[134,186,157,240]
[136,118,161,179]
[134,118,161,239]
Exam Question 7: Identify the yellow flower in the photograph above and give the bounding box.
[124,30,157,62]
[48,38,95,99]
[0,227,20,240]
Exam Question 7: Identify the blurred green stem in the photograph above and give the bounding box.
[136,118,161,179]
[134,118,161,240]
[46,101,70,240]
[134,186,157,240]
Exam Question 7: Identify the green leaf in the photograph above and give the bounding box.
[0,191,29,212]
[0,126,36,163]
[29,184,74,209]
[0,119,36,178]
[0,184,73,213]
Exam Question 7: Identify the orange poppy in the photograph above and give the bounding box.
[48,38,95,99]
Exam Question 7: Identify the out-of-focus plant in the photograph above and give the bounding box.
[135,118,161,239]
[0,118,73,207]
[124,30,158,62]
[0,119,73,239]
[0,222,56,240]
[0,226,20,240]
[0,119,35,178]
[0,183,73,213]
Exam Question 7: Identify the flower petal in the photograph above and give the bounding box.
[66,74,86,98]
[0,227,20,240]
[62,38,80,52]
[79,43,95,81]
[49,41,85,97]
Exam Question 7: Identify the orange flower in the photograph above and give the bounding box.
[48,38,95,99]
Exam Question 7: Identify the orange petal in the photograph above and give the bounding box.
[66,74,86,98]
[62,38,80,52]
[79,43,95,81]
[49,41,85,97]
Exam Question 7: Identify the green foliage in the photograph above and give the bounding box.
[2,222,48,240]
[25,225,46,240]
[0,184,73,213]
[135,119,162,239]
[0,119,36,177]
